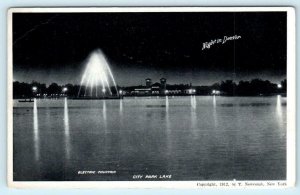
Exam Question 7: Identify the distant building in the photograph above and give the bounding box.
[151,82,160,94]
[184,88,196,95]
[166,85,184,95]
[146,78,152,88]
[184,83,196,95]
[122,77,197,96]
[132,87,152,95]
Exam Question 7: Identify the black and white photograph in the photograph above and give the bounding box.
[7,7,295,188]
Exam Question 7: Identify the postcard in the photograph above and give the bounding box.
[7,7,295,188]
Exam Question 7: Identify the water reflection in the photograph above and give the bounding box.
[276,95,283,132]
[14,96,287,181]
[119,99,124,127]
[33,98,39,161]
[190,95,197,131]
[165,96,172,156]
[64,98,71,159]
[213,95,217,108]
[165,96,170,131]
[103,100,107,132]
[276,95,282,119]
[213,96,218,127]
[119,99,123,114]
[190,95,196,109]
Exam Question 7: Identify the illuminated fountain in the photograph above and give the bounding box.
[78,49,119,98]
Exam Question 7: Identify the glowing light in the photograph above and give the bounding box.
[119,90,123,94]
[78,49,118,97]
[212,90,220,95]
[277,84,282,88]
[32,86,37,91]
[165,90,169,94]
[63,87,68,92]
[188,89,196,94]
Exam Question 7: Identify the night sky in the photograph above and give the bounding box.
[13,12,287,86]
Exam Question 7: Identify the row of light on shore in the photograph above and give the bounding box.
[31,83,283,96]
[32,86,68,92]
[32,86,68,97]
[211,90,221,95]
[32,86,110,96]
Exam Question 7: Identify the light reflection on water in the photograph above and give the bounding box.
[119,99,123,114]
[190,95,197,133]
[190,95,197,109]
[165,96,171,155]
[119,99,124,126]
[103,100,107,132]
[277,95,283,119]
[64,98,71,160]
[33,98,39,161]
[165,96,170,131]
[14,96,286,181]
[276,95,284,138]
[213,95,218,127]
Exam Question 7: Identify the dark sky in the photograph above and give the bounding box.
[13,12,287,86]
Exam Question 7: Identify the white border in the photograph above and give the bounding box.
[7,7,296,189]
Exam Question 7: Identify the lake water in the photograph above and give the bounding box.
[13,96,286,181]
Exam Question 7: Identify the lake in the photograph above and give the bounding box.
[13,96,286,181]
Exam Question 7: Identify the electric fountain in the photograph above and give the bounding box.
[76,49,120,99]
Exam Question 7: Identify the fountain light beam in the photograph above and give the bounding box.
[104,60,119,96]
[98,50,119,96]
[77,65,89,97]
[90,76,94,96]
[96,85,98,97]
[98,57,112,95]
[84,75,92,97]
[78,49,119,97]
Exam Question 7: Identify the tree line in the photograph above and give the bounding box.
[13,78,286,99]
[208,79,286,96]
